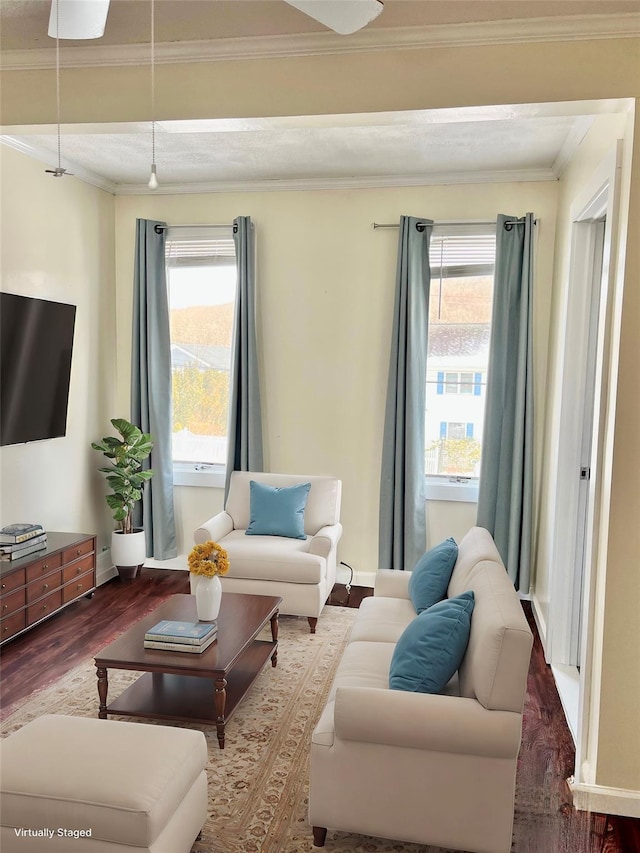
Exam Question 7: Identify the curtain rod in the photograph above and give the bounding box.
[154,223,235,233]
[372,218,537,232]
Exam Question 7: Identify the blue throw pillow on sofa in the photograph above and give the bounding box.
[246,480,311,539]
[408,537,459,613]
[389,590,475,694]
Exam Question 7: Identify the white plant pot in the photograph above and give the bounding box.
[111,529,146,580]
[195,574,222,622]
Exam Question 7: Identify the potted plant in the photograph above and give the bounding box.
[92,417,154,580]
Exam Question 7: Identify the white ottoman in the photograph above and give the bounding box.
[0,715,208,853]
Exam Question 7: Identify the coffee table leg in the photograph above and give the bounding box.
[270,610,279,668]
[96,666,108,719]
[214,677,227,749]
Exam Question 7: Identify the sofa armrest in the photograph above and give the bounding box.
[194,512,234,544]
[333,687,522,758]
[308,523,343,559]
[374,569,412,600]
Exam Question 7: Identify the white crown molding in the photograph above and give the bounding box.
[114,169,556,196]
[2,13,638,71]
[0,135,116,194]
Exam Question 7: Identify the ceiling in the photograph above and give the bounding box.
[0,1,637,193]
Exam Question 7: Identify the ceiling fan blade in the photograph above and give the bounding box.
[48,0,110,40]
[285,0,383,35]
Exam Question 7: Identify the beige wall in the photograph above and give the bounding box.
[0,146,117,558]
[2,39,639,126]
[114,180,557,573]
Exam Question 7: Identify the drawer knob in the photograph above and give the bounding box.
[42,604,48,611]
[42,564,49,571]
[77,567,82,574]
[1,584,5,590]
[77,582,83,589]
[2,604,7,611]
[77,549,82,555]
[3,625,8,633]
[43,583,49,591]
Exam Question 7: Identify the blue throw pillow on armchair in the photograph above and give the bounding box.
[389,590,475,694]
[246,480,311,539]
[408,537,458,614]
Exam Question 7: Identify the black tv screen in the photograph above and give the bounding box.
[1,292,76,446]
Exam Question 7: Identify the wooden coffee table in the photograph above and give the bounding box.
[94,592,282,748]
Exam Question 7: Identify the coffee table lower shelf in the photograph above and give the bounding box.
[103,639,276,733]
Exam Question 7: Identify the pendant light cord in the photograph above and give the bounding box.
[55,0,61,170]
[151,0,155,168]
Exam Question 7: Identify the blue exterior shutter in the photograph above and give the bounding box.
[466,423,474,439]
[437,372,444,395]
[440,422,447,439]
[474,373,482,396]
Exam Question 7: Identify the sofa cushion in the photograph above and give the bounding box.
[389,591,475,694]
[408,537,459,613]
[220,529,324,584]
[246,480,311,539]
[348,595,417,644]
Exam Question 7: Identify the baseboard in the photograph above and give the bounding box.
[530,592,549,659]
[353,570,376,588]
[570,781,640,818]
[96,549,117,586]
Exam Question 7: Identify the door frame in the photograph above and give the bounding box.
[547,142,623,783]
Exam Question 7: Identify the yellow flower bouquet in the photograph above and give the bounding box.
[188,541,230,578]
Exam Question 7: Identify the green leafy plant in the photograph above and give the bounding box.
[91,418,154,534]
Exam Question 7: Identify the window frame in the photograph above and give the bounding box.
[166,225,236,489]
[424,222,496,504]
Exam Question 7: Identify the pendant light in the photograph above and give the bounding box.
[148,0,158,191]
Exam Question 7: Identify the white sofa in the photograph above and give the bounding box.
[195,471,342,632]
[309,526,533,853]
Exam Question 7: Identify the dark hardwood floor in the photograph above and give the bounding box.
[1,571,638,853]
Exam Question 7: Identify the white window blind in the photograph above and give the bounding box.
[165,226,235,268]
[430,223,496,278]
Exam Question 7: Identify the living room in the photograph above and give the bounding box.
[0,1,639,850]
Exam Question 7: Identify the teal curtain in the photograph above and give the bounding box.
[477,213,534,592]
[225,216,263,499]
[131,219,177,560]
[379,216,433,571]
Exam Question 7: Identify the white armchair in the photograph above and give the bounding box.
[194,472,342,633]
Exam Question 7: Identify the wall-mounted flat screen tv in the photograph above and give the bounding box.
[1,292,76,446]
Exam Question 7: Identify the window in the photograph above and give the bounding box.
[165,227,236,485]
[425,224,495,496]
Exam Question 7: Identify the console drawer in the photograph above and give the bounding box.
[1,588,25,618]
[63,538,95,565]
[27,589,63,626]
[0,569,25,596]
[63,572,94,603]
[62,555,95,584]
[26,553,63,583]
[1,610,26,642]
[26,571,62,604]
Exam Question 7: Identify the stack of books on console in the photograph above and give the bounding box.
[143,619,218,653]
[0,523,47,562]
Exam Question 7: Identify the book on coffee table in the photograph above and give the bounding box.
[144,631,218,653]
[144,619,217,645]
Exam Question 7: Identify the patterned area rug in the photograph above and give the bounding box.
[1,606,606,853]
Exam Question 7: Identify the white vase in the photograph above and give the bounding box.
[189,573,199,595]
[195,574,222,622]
